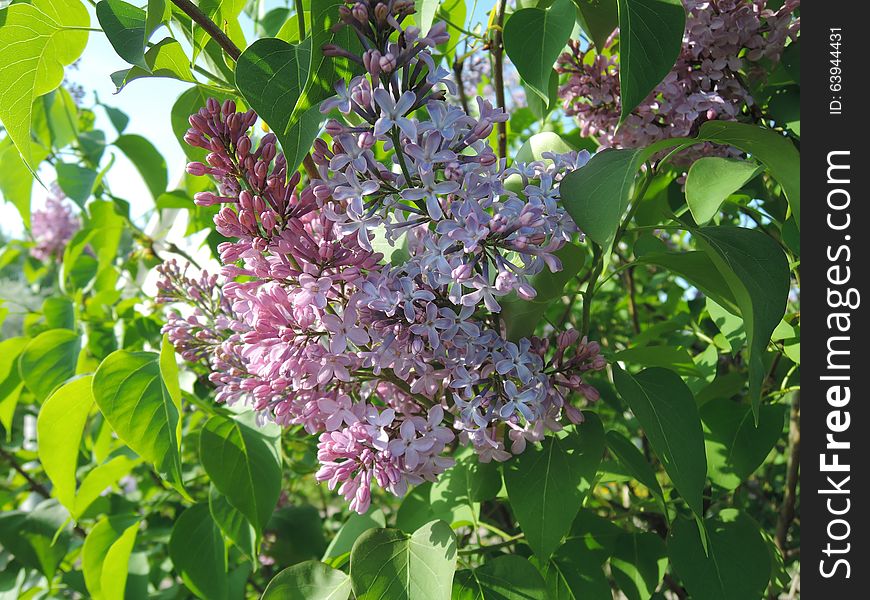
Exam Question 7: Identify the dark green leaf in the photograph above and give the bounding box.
[235,37,323,174]
[56,162,98,206]
[701,398,786,489]
[169,504,228,600]
[208,484,257,560]
[453,555,548,600]
[96,0,148,69]
[613,367,706,515]
[503,413,605,559]
[0,500,71,578]
[694,226,790,417]
[605,431,666,514]
[504,0,576,105]
[669,510,771,600]
[290,0,364,124]
[612,345,702,377]
[113,133,167,199]
[539,538,612,599]
[573,0,619,51]
[610,532,667,600]
[616,0,686,120]
[199,414,283,533]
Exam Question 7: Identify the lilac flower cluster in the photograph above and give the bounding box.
[557,0,800,151]
[159,1,604,513]
[29,191,80,262]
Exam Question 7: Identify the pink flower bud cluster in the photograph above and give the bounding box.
[29,191,80,262]
[557,0,800,154]
[160,1,606,513]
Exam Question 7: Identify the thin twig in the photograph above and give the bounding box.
[453,59,470,114]
[170,0,242,60]
[775,391,800,553]
[491,0,508,160]
[0,447,87,537]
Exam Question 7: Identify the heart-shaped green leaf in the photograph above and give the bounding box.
[235,37,325,174]
[504,0,576,105]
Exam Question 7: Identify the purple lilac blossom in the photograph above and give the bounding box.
[158,0,605,513]
[557,0,800,157]
[29,191,80,262]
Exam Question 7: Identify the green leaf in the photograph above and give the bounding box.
[701,398,786,490]
[145,0,170,39]
[615,0,686,121]
[685,157,762,225]
[706,298,745,354]
[112,38,195,92]
[208,484,257,560]
[263,561,351,600]
[558,147,649,246]
[100,519,140,600]
[235,37,324,174]
[18,328,81,402]
[503,413,605,559]
[694,227,790,417]
[82,514,139,599]
[290,0,364,124]
[612,345,702,378]
[96,0,148,69]
[605,431,666,515]
[36,376,94,512]
[668,510,771,600]
[539,538,612,600]
[199,414,282,534]
[415,0,439,37]
[267,504,328,566]
[56,162,98,206]
[610,532,667,600]
[0,136,38,226]
[74,455,140,518]
[0,337,29,438]
[573,0,619,51]
[500,244,587,340]
[92,346,185,493]
[350,520,457,600]
[0,0,89,170]
[0,500,71,578]
[113,134,168,199]
[169,504,228,600]
[504,0,575,105]
[698,121,800,228]
[323,509,387,561]
[613,367,706,516]
[635,250,739,315]
[514,131,576,164]
[454,555,549,599]
[100,102,130,134]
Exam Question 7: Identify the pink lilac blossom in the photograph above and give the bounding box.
[159,0,605,513]
[29,191,80,262]
[557,0,800,154]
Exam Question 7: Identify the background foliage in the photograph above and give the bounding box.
[1,0,799,598]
